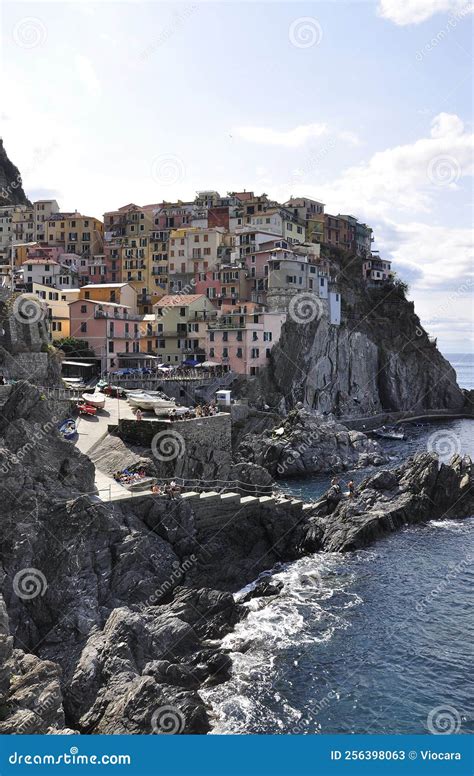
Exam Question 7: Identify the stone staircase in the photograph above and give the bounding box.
[181,489,307,531]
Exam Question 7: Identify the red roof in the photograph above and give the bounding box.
[155,294,205,307]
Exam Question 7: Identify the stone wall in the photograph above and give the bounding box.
[0,351,50,383]
[117,413,232,452]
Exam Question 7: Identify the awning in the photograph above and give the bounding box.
[62,361,96,367]
[201,361,220,367]
[183,359,200,366]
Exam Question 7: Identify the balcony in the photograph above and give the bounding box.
[208,320,245,330]
[137,294,152,304]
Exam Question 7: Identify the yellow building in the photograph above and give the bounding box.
[43,213,104,257]
[32,283,79,340]
[153,294,217,364]
[103,203,157,310]
[79,282,138,312]
[140,313,158,355]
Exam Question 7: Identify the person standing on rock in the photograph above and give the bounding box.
[348,480,355,498]
[135,409,143,422]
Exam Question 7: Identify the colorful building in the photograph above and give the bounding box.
[69,298,142,373]
[79,282,138,312]
[362,256,393,282]
[153,294,217,365]
[207,303,286,376]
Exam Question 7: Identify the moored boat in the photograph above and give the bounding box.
[59,418,77,439]
[371,426,406,440]
[153,403,188,417]
[81,391,105,409]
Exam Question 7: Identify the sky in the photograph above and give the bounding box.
[1,0,473,353]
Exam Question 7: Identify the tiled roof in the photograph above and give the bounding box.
[155,294,205,307]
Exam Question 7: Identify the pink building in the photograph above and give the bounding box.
[206,303,286,376]
[69,298,142,373]
[194,266,250,309]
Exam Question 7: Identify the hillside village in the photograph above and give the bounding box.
[0,185,394,377]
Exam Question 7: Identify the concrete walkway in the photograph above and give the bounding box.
[74,394,139,500]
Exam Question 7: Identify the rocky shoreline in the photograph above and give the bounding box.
[0,382,472,735]
[237,406,388,477]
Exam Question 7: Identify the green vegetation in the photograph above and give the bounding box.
[54,337,95,358]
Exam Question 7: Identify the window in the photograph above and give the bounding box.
[252,332,258,341]
[85,291,90,299]
[223,347,229,358]
[263,331,272,342]
[81,304,87,313]
[266,348,271,358]
[209,347,215,358]
[108,341,114,353]
[223,331,228,342]
[236,347,242,358]
[179,307,186,317]
[80,322,87,333]
[251,348,259,358]
[194,235,199,242]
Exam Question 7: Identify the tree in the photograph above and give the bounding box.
[54,338,95,358]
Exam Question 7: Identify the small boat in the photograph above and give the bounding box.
[154,403,188,417]
[81,391,105,409]
[77,402,97,417]
[372,426,406,441]
[129,394,176,411]
[59,418,76,440]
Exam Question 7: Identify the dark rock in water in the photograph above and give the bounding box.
[0,377,471,736]
[369,470,398,490]
[299,453,473,554]
[241,579,284,603]
[237,408,388,477]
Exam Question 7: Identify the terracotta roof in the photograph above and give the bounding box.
[22,258,59,265]
[155,294,205,307]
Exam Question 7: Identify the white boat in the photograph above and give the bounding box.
[153,403,187,417]
[81,391,105,409]
[129,394,177,411]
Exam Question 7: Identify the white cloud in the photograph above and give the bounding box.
[234,123,361,149]
[303,113,473,218]
[75,55,101,99]
[377,0,473,25]
[377,220,473,289]
[337,130,361,147]
[234,123,328,148]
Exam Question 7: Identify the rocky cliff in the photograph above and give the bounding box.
[251,267,464,418]
[0,382,472,735]
[0,140,30,206]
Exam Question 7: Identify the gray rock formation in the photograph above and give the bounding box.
[299,453,473,553]
[251,281,464,417]
[237,407,388,477]
[0,140,30,206]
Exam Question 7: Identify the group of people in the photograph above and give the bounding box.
[195,401,218,418]
[330,476,356,498]
[113,467,147,485]
[151,480,182,499]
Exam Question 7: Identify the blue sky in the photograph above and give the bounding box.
[1,0,473,352]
